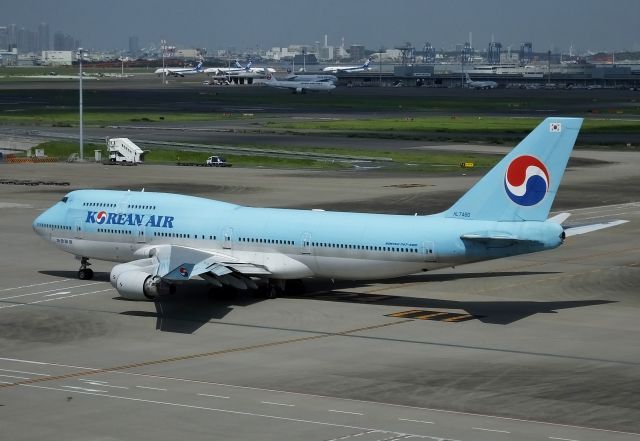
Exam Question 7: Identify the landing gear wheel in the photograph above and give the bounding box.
[285,279,305,296]
[78,268,94,280]
[266,284,279,299]
[77,257,92,280]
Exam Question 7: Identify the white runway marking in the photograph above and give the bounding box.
[261,401,295,407]
[80,381,128,389]
[329,409,365,416]
[4,358,638,438]
[0,202,32,209]
[0,288,113,310]
[61,385,108,393]
[44,291,71,297]
[472,426,510,433]
[21,384,443,440]
[0,357,97,370]
[579,212,635,221]
[0,282,101,301]
[198,393,230,399]
[79,379,108,384]
[135,386,167,391]
[549,437,580,441]
[0,373,30,380]
[0,368,50,376]
[398,418,434,425]
[0,279,70,292]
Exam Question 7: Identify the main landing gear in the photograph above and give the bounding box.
[77,257,94,280]
[261,279,306,299]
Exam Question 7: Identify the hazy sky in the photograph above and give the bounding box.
[4,0,640,53]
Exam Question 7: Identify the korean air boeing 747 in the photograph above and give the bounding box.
[33,118,626,300]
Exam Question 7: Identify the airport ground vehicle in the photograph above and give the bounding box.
[206,156,231,167]
[107,138,146,164]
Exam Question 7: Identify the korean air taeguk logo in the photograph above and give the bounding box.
[96,211,108,224]
[504,155,550,206]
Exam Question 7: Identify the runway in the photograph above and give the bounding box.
[1,153,639,440]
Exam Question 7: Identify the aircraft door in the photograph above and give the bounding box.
[420,240,436,261]
[74,219,83,239]
[300,232,312,254]
[136,224,146,243]
[223,227,233,250]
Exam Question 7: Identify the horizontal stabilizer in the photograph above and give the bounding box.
[564,220,629,237]
[461,233,542,245]
[548,213,571,224]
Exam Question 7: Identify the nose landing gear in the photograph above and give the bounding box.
[77,257,94,280]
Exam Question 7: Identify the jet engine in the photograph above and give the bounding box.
[110,258,164,301]
[114,271,161,301]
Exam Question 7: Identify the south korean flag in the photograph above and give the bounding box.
[549,122,562,132]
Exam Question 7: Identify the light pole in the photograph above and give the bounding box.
[302,48,306,72]
[77,47,84,161]
[160,39,166,85]
[378,47,383,87]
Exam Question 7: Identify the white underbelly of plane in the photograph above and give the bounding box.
[305,256,435,280]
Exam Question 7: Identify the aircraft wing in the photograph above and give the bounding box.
[135,244,271,282]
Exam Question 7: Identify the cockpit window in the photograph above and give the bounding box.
[61,196,68,203]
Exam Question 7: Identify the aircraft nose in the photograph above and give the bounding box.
[33,208,53,236]
[33,211,46,234]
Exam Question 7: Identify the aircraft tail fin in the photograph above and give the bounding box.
[440,117,583,222]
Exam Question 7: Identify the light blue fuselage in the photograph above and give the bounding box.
[33,189,563,280]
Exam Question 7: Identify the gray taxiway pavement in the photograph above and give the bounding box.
[0,157,639,441]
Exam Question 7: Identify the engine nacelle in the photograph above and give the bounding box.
[112,270,162,301]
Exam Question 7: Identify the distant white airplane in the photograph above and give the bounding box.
[33,118,627,300]
[465,73,498,89]
[154,61,204,77]
[285,74,338,83]
[205,60,275,78]
[322,58,372,73]
[264,74,336,93]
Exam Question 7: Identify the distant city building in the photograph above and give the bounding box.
[128,36,139,57]
[349,44,365,61]
[487,41,502,64]
[319,34,334,61]
[265,46,297,60]
[17,27,38,53]
[293,53,318,65]
[38,22,49,51]
[41,50,73,65]
[520,42,533,65]
[319,45,334,61]
[0,48,18,65]
[174,48,200,59]
[7,24,17,47]
[460,42,474,63]
[0,26,7,51]
[423,42,436,63]
[53,32,79,51]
